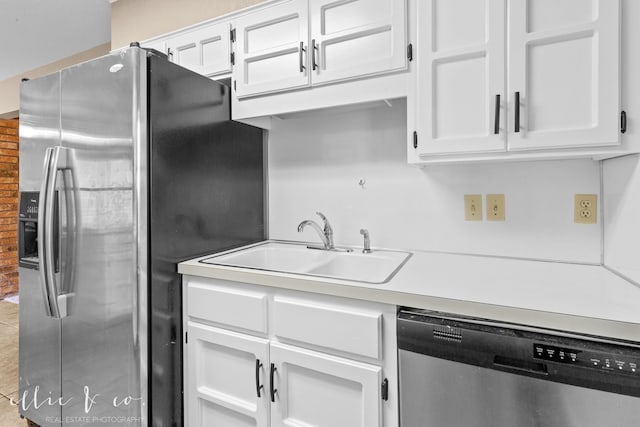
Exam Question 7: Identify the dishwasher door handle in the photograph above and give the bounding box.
[493,356,548,376]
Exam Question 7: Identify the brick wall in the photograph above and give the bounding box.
[0,119,18,299]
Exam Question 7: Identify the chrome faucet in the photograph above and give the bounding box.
[297,212,334,250]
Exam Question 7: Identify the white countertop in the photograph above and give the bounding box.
[178,241,640,342]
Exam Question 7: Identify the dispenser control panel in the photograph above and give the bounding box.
[19,191,39,220]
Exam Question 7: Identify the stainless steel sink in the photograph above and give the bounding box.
[200,241,411,284]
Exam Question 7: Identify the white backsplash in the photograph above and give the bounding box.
[267,102,602,263]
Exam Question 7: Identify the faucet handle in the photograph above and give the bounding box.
[315,212,334,249]
[316,212,332,232]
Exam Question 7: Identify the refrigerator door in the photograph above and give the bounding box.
[57,49,147,424]
[18,73,63,427]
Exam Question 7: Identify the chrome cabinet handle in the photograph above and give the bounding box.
[299,42,306,73]
[311,39,318,71]
[255,359,264,398]
[494,94,501,134]
[514,91,521,133]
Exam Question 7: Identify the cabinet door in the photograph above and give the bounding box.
[166,22,232,78]
[141,39,166,53]
[186,322,270,427]
[415,0,506,156]
[507,0,620,151]
[233,0,310,98]
[309,0,407,86]
[270,342,383,427]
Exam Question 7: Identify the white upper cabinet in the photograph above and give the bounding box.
[309,0,407,86]
[233,0,408,98]
[233,0,310,98]
[165,22,233,78]
[140,39,166,53]
[416,0,506,155]
[413,0,621,160]
[507,0,620,151]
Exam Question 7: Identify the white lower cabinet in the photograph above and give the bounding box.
[183,276,398,427]
[187,323,269,427]
[270,343,382,427]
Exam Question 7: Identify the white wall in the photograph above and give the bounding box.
[268,102,602,263]
[602,0,640,283]
[110,0,263,49]
[603,155,640,282]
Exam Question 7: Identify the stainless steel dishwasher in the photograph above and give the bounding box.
[398,309,640,427]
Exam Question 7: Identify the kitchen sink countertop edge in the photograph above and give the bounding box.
[178,241,640,343]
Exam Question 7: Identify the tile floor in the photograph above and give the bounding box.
[0,299,28,426]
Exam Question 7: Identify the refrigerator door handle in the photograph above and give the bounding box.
[38,148,56,317]
[38,146,71,319]
[60,165,77,302]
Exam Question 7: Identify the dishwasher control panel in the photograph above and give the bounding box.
[534,343,639,375]
[533,344,580,363]
[399,309,640,398]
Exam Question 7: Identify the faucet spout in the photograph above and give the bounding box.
[297,220,331,248]
[297,212,336,249]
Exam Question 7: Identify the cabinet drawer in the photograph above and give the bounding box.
[273,296,382,359]
[186,278,268,334]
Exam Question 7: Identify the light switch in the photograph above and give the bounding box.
[464,195,482,221]
[486,194,505,221]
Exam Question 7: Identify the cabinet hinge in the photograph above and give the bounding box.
[621,110,627,134]
[413,131,418,149]
[230,52,235,66]
[230,28,236,43]
[407,43,413,62]
[381,378,389,401]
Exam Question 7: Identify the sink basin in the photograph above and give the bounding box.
[306,251,410,283]
[201,241,411,284]
[203,243,329,273]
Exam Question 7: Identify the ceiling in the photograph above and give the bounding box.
[0,0,111,81]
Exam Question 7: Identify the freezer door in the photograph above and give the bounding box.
[18,73,63,427]
[58,49,147,424]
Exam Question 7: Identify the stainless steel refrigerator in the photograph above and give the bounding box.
[18,46,265,427]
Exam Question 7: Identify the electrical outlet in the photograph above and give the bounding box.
[464,195,482,221]
[574,194,597,224]
[486,194,505,221]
